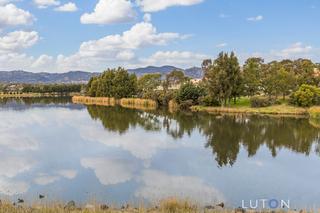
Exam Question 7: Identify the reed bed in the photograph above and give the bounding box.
[72,96,116,106]
[120,98,157,110]
[72,96,157,110]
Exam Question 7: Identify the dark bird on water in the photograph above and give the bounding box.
[17,199,24,203]
[39,194,45,199]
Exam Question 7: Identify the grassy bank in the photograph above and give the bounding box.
[191,104,308,116]
[72,96,157,110]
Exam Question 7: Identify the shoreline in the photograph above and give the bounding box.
[191,105,309,116]
[72,96,317,117]
[0,92,80,98]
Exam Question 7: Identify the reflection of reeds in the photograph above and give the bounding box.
[168,100,179,113]
[72,96,157,110]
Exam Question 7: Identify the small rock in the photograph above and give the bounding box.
[64,200,76,210]
[100,204,109,210]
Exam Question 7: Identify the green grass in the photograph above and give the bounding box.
[229,97,251,107]
[191,104,308,116]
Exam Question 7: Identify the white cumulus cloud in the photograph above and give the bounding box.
[275,42,313,58]
[57,21,183,71]
[0,4,34,28]
[55,2,77,12]
[33,0,60,9]
[137,51,208,68]
[0,31,39,53]
[137,0,204,12]
[80,0,136,25]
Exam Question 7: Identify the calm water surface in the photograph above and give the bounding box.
[0,97,320,208]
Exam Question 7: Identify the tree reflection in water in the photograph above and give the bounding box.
[85,106,320,167]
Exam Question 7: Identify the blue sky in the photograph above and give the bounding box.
[0,0,319,72]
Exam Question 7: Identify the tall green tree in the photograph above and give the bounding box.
[165,70,187,88]
[86,67,137,98]
[203,52,241,106]
[242,57,264,96]
[137,73,162,98]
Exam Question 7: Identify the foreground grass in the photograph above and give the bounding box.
[0,198,304,213]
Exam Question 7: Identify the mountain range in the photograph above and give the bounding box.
[0,66,203,84]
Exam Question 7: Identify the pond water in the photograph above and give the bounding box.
[0,97,320,209]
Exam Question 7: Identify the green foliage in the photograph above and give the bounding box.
[250,96,278,108]
[290,84,320,107]
[242,57,264,96]
[21,84,83,93]
[137,73,162,98]
[198,95,220,106]
[203,51,241,106]
[165,70,187,89]
[154,90,177,106]
[86,67,137,99]
[176,82,205,105]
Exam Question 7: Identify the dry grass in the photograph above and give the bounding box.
[0,200,314,213]
[120,98,157,110]
[72,96,157,110]
[191,104,308,116]
[308,106,320,119]
[72,96,116,106]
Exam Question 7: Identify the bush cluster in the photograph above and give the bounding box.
[250,96,278,108]
[290,84,320,107]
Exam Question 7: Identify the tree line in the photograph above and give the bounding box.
[86,52,320,108]
[0,83,84,94]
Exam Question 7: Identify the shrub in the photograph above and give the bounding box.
[290,84,320,107]
[176,82,205,105]
[154,90,177,106]
[178,100,194,110]
[198,95,220,106]
[250,96,276,108]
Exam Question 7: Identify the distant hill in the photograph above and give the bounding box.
[0,70,99,84]
[0,66,203,84]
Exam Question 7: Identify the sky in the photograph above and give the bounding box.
[0,0,319,73]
